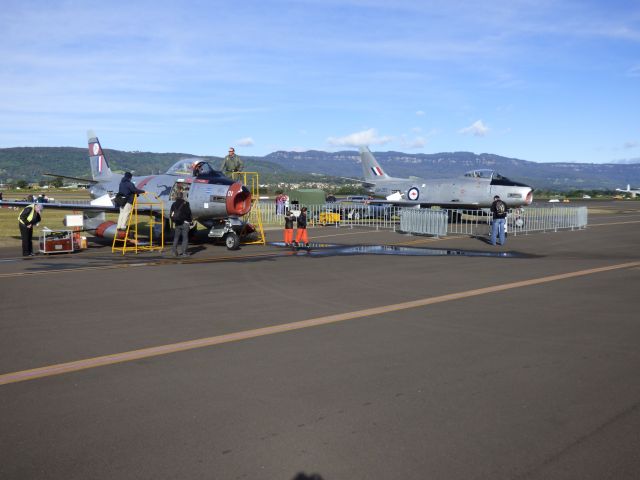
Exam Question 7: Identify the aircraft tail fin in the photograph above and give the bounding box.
[359,146,390,181]
[87,130,115,181]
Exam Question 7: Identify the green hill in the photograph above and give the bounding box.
[0,147,337,185]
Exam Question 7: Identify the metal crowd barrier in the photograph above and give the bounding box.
[264,203,403,231]
[261,202,588,238]
[399,208,447,236]
[507,206,588,236]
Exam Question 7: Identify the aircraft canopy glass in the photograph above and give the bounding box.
[464,169,500,179]
[166,159,221,177]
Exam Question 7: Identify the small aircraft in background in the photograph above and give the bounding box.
[0,131,253,249]
[358,146,533,209]
[615,184,640,198]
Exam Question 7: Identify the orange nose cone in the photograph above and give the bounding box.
[226,182,252,216]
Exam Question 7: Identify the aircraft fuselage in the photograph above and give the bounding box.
[368,175,533,208]
[90,173,251,228]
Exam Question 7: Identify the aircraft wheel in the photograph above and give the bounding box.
[224,232,240,250]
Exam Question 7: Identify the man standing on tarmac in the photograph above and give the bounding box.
[294,206,310,248]
[117,172,145,231]
[220,147,244,177]
[283,208,295,246]
[490,195,508,246]
[170,191,193,257]
[18,203,43,257]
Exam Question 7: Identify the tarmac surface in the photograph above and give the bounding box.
[1,201,639,479]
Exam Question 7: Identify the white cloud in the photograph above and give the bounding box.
[415,110,425,116]
[629,66,640,77]
[459,120,490,137]
[399,135,426,149]
[326,128,393,147]
[624,141,638,149]
[235,137,255,147]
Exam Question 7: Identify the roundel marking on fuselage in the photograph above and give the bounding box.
[408,187,420,201]
[92,143,99,155]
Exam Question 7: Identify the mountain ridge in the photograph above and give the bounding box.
[1,147,639,190]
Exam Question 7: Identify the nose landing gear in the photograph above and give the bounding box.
[223,231,240,250]
[208,219,242,250]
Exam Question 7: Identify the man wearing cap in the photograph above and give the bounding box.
[18,203,43,257]
[220,147,244,177]
[169,191,193,257]
[490,195,508,246]
[117,172,145,231]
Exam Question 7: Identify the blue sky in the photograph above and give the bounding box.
[1,0,638,163]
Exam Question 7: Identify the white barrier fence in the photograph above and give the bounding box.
[399,208,448,236]
[256,202,588,237]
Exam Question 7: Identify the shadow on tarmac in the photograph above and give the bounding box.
[271,242,537,259]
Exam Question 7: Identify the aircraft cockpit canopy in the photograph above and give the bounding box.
[465,168,530,187]
[166,159,222,178]
[192,161,216,177]
[464,169,497,180]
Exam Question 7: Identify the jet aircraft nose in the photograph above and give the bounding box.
[226,182,252,216]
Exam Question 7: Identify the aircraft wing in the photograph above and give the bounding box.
[0,199,156,213]
[43,173,98,184]
[352,198,481,208]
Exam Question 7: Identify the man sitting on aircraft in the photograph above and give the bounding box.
[193,161,215,177]
[117,172,145,231]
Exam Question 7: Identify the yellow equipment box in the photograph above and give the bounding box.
[318,212,340,225]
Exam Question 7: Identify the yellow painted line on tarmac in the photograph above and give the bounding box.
[1,260,639,387]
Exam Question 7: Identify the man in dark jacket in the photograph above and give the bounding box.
[170,192,193,257]
[490,195,508,246]
[294,206,309,248]
[18,203,43,256]
[283,208,295,246]
[117,172,145,231]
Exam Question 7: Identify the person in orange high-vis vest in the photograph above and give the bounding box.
[294,207,309,247]
[283,209,295,246]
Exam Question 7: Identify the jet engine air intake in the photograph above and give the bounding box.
[226,182,252,216]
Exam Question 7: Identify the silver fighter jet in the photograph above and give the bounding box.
[359,147,533,208]
[1,131,253,249]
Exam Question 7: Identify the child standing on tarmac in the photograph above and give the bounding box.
[294,207,309,248]
[283,208,295,246]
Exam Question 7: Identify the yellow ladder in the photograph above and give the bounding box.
[232,171,266,245]
[112,192,165,254]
